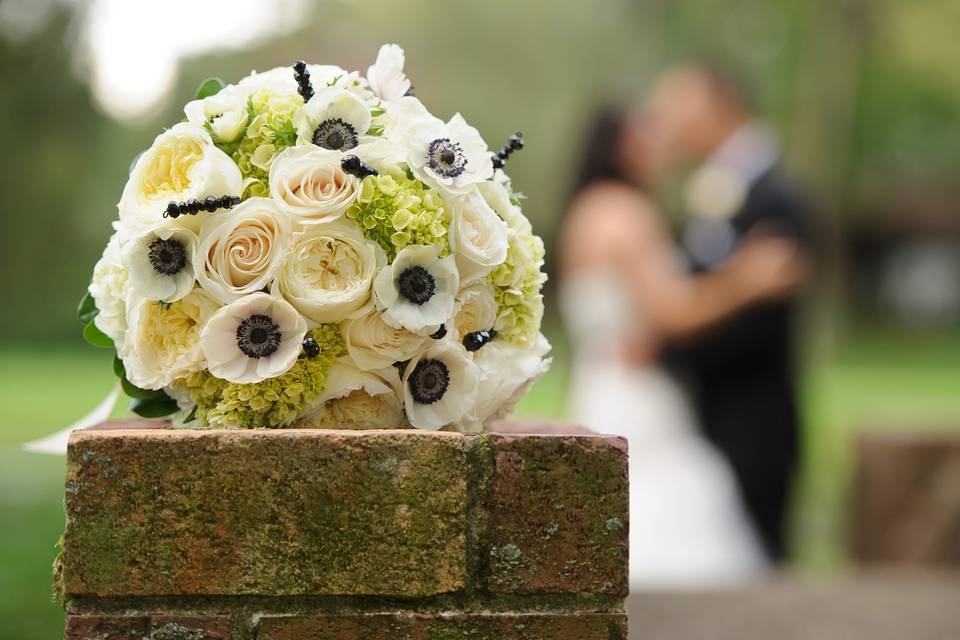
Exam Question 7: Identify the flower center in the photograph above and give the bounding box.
[313,118,358,151]
[409,358,450,405]
[397,266,436,305]
[147,238,187,275]
[427,138,467,178]
[236,314,282,358]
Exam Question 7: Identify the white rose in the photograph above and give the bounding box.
[449,189,508,284]
[269,146,360,224]
[120,288,220,390]
[196,197,292,304]
[477,170,533,234]
[200,292,307,384]
[89,231,130,348]
[274,220,385,324]
[402,340,480,430]
[119,123,243,232]
[343,308,430,371]
[458,333,552,432]
[406,112,493,196]
[451,281,498,340]
[123,225,199,303]
[294,87,372,151]
[366,44,410,102]
[301,360,406,429]
[184,84,248,143]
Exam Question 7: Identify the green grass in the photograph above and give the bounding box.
[3,330,960,637]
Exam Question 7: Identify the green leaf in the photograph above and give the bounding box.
[129,395,179,418]
[112,355,125,378]
[121,376,167,400]
[77,291,98,323]
[183,404,198,424]
[370,104,386,118]
[366,126,384,137]
[195,77,225,100]
[83,320,114,349]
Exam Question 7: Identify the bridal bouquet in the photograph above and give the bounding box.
[79,44,549,431]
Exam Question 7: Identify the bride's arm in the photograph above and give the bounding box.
[617,200,804,342]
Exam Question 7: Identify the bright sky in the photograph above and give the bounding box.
[79,0,309,120]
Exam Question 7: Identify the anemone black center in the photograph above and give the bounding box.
[147,238,187,275]
[312,118,358,151]
[236,314,282,358]
[397,266,436,305]
[426,138,467,178]
[408,358,450,405]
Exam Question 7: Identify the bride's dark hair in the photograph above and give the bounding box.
[570,106,635,198]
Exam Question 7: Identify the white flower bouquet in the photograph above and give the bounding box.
[79,44,550,431]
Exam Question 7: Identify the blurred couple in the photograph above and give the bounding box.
[560,64,814,588]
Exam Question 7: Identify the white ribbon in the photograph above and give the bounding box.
[22,384,120,455]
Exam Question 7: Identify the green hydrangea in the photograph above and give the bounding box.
[173,324,344,429]
[345,172,449,261]
[225,90,302,199]
[488,230,547,347]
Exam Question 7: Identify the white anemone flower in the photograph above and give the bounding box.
[123,226,199,303]
[373,244,459,333]
[302,359,406,429]
[294,87,372,152]
[200,293,307,384]
[402,340,480,430]
[366,43,410,102]
[406,113,493,195]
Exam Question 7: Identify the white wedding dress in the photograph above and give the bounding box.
[561,271,768,589]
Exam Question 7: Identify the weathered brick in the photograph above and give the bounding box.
[65,614,232,639]
[63,429,468,597]
[256,612,627,639]
[481,434,629,596]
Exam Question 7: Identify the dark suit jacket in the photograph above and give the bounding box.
[665,166,815,560]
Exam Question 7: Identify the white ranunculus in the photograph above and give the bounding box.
[373,244,459,333]
[200,292,307,384]
[89,231,130,348]
[406,112,493,196]
[269,146,360,223]
[458,332,552,432]
[119,123,243,232]
[451,281,498,340]
[195,197,292,304]
[184,84,248,144]
[123,225,199,303]
[402,340,480,430]
[274,220,385,324]
[449,189,508,284]
[121,288,220,390]
[477,170,533,234]
[342,308,430,371]
[366,43,410,102]
[301,360,406,429]
[294,87,372,151]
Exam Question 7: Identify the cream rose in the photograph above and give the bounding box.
[89,231,130,348]
[449,189,508,284]
[301,360,406,429]
[120,288,220,390]
[274,220,385,324]
[184,84,248,143]
[342,308,430,371]
[269,146,360,224]
[451,281,498,340]
[119,123,242,231]
[196,197,292,304]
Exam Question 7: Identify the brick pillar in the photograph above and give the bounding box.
[61,428,628,639]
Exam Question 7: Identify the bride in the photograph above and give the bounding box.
[559,108,804,588]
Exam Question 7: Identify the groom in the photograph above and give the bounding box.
[643,63,815,560]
